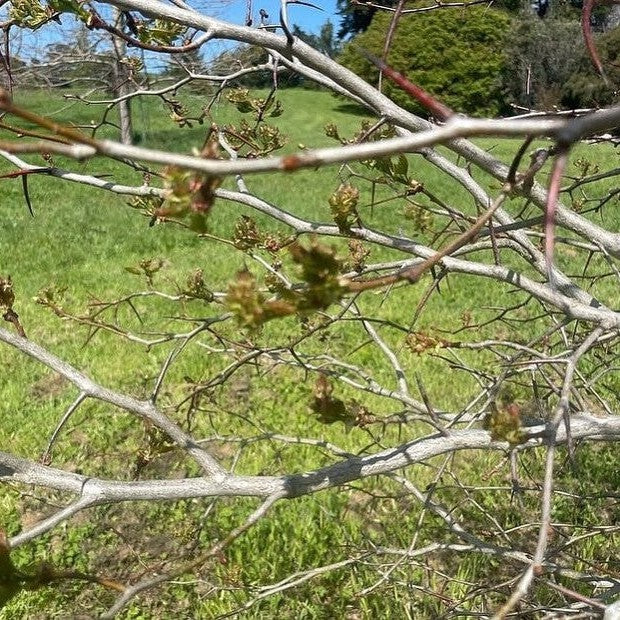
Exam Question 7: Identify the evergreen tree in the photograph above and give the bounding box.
[338,7,511,116]
[293,20,341,57]
[502,15,585,109]
[336,0,397,40]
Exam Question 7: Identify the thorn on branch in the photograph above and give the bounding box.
[21,174,34,216]
[507,135,534,186]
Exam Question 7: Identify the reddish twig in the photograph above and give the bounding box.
[545,149,569,284]
[0,120,72,144]
[2,308,26,337]
[355,46,454,121]
[0,167,49,180]
[581,0,609,84]
[0,91,98,147]
[378,0,405,92]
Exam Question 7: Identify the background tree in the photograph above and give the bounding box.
[336,0,397,39]
[502,9,620,110]
[293,20,341,58]
[562,25,620,107]
[163,47,210,92]
[502,15,585,109]
[112,11,134,145]
[22,27,117,89]
[339,6,511,116]
[10,23,143,142]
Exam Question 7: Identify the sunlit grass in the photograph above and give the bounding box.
[0,86,618,617]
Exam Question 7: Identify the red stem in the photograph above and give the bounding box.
[582,0,609,84]
[356,47,454,121]
[545,150,569,282]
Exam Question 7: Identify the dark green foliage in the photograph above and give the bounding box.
[493,0,523,13]
[502,16,585,109]
[208,43,303,89]
[336,0,519,39]
[338,8,511,117]
[336,0,397,39]
[562,26,620,108]
[504,15,620,110]
[553,0,612,23]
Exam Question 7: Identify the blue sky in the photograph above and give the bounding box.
[197,0,341,63]
[11,0,341,63]
[197,0,341,62]
[213,0,340,34]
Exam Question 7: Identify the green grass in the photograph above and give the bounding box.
[0,86,619,618]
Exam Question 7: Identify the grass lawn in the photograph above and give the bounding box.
[0,86,619,618]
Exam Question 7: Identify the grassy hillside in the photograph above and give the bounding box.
[0,87,618,618]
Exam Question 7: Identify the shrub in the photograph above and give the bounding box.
[338,6,511,117]
[502,15,585,110]
[562,26,620,108]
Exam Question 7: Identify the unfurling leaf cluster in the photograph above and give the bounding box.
[165,98,205,128]
[232,216,291,253]
[1,276,26,336]
[155,155,221,232]
[328,183,361,232]
[120,56,144,74]
[406,331,460,354]
[223,120,286,158]
[0,276,15,313]
[484,403,525,446]
[346,239,370,273]
[310,376,375,427]
[325,121,413,187]
[365,153,410,185]
[226,238,346,328]
[183,269,213,302]
[403,202,433,233]
[225,269,295,329]
[128,194,165,221]
[33,285,67,316]
[9,0,50,29]
[226,89,284,120]
[135,425,175,476]
[324,119,395,146]
[137,18,186,46]
[222,90,286,157]
[124,258,165,287]
[573,157,599,179]
[233,216,262,251]
[48,0,88,19]
[287,238,345,313]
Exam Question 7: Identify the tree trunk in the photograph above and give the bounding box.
[112,21,133,145]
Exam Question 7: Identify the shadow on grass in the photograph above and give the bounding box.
[332,102,371,117]
[137,127,209,151]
